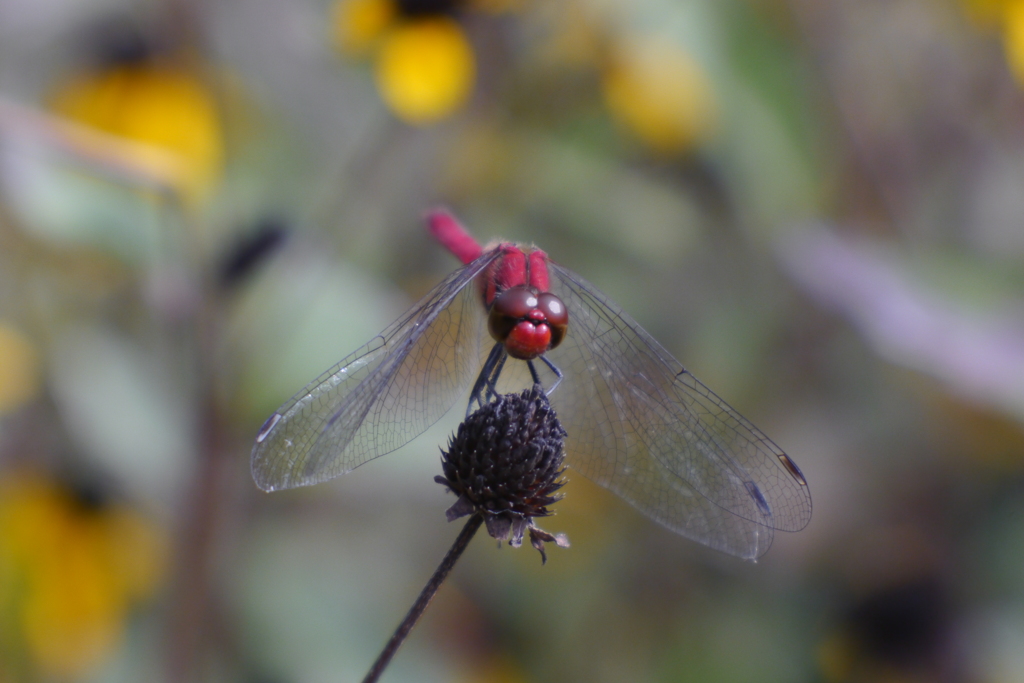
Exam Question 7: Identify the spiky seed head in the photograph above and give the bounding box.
[435,384,569,562]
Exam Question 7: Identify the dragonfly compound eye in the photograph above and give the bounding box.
[536,292,568,349]
[488,286,565,360]
[488,286,537,342]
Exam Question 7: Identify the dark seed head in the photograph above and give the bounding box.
[396,0,463,17]
[218,217,289,289]
[435,385,570,562]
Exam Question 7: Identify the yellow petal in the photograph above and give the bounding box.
[333,0,397,56]
[376,18,475,124]
[0,475,62,562]
[0,475,167,678]
[21,522,124,678]
[50,64,224,202]
[602,39,717,155]
[0,324,39,415]
[1004,0,1024,83]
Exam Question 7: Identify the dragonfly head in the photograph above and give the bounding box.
[488,285,568,360]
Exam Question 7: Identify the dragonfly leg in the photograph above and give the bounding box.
[468,343,507,416]
[539,355,563,395]
[484,352,507,403]
[527,360,542,385]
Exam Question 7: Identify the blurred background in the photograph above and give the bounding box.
[0,0,1023,681]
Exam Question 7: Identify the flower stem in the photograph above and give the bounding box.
[362,513,483,683]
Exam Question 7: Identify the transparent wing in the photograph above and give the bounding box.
[251,251,500,491]
[546,263,812,559]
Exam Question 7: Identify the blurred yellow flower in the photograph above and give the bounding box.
[0,474,166,678]
[961,0,1024,85]
[602,39,716,155]
[334,0,398,56]
[1003,0,1024,82]
[376,18,476,124]
[0,324,39,415]
[49,63,224,202]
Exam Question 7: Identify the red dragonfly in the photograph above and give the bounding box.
[252,210,811,559]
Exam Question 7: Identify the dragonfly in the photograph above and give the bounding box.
[251,210,811,559]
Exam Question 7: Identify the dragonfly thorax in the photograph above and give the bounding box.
[487,285,568,360]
